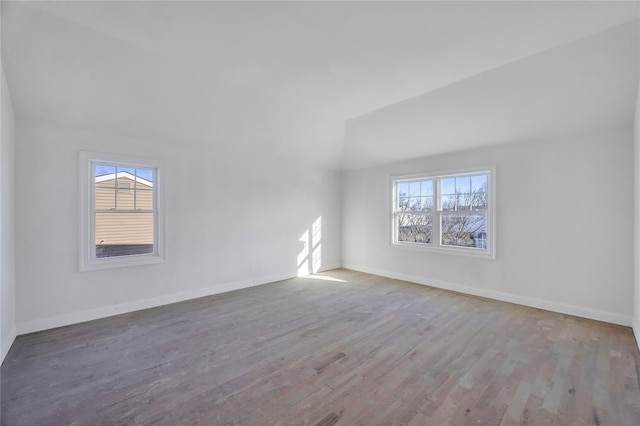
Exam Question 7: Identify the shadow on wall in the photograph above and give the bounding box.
[297,217,322,276]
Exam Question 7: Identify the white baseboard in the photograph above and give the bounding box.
[343,263,633,327]
[16,272,295,335]
[633,316,640,354]
[1,325,17,365]
[318,263,343,273]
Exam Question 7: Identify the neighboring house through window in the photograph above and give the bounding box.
[80,151,164,271]
[391,167,495,258]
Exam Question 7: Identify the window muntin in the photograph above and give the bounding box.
[396,179,434,244]
[392,169,493,256]
[80,152,164,271]
[94,165,156,258]
[440,213,487,248]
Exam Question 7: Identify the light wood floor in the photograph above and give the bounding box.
[2,269,640,425]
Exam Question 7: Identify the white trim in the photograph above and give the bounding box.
[392,240,494,259]
[79,151,165,272]
[80,254,165,272]
[318,262,343,273]
[343,263,632,327]
[1,325,17,365]
[390,165,496,260]
[16,273,295,335]
[14,262,343,336]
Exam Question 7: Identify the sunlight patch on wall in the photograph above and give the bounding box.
[298,216,322,276]
[311,217,322,273]
[297,230,309,276]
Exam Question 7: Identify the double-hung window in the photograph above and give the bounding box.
[80,151,164,271]
[392,168,494,258]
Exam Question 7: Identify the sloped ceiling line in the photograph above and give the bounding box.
[2,1,639,169]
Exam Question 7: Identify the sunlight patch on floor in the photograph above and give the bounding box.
[299,274,347,283]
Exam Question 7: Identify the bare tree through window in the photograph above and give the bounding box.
[397,179,433,243]
[440,179,487,248]
[393,172,490,252]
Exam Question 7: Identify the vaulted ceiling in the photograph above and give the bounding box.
[2,1,639,169]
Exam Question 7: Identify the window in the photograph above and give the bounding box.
[117,181,132,193]
[392,168,494,258]
[80,151,164,271]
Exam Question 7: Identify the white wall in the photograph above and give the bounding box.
[1,67,17,363]
[343,128,634,326]
[634,83,640,351]
[342,20,639,171]
[14,121,342,333]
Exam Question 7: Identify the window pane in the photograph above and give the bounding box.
[134,183,154,210]
[457,192,473,211]
[136,168,155,183]
[456,176,471,194]
[408,197,422,211]
[116,177,135,209]
[398,182,409,198]
[471,175,487,192]
[422,196,433,210]
[399,197,409,209]
[441,177,456,195]
[420,180,433,196]
[118,166,136,176]
[397,213,433,244]
[471,191,487,210]
[95,164,116,210]
[95,180,115,210]
[441,213,487,248]
[95,164,116,180]
[409,181,421,197]
[440,174,489,212]
[471,175,488,210]
[455,176,472,211]
[95,212,155,258]
[441,194,456,211]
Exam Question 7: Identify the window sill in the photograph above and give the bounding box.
[391,241,496,260]
[80,254,165,272]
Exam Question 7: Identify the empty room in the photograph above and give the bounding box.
[1,1,640,425]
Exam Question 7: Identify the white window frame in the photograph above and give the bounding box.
[390,166,496,259]
[79,151,165,271]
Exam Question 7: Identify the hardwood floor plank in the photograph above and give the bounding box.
[2,269,639,425]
